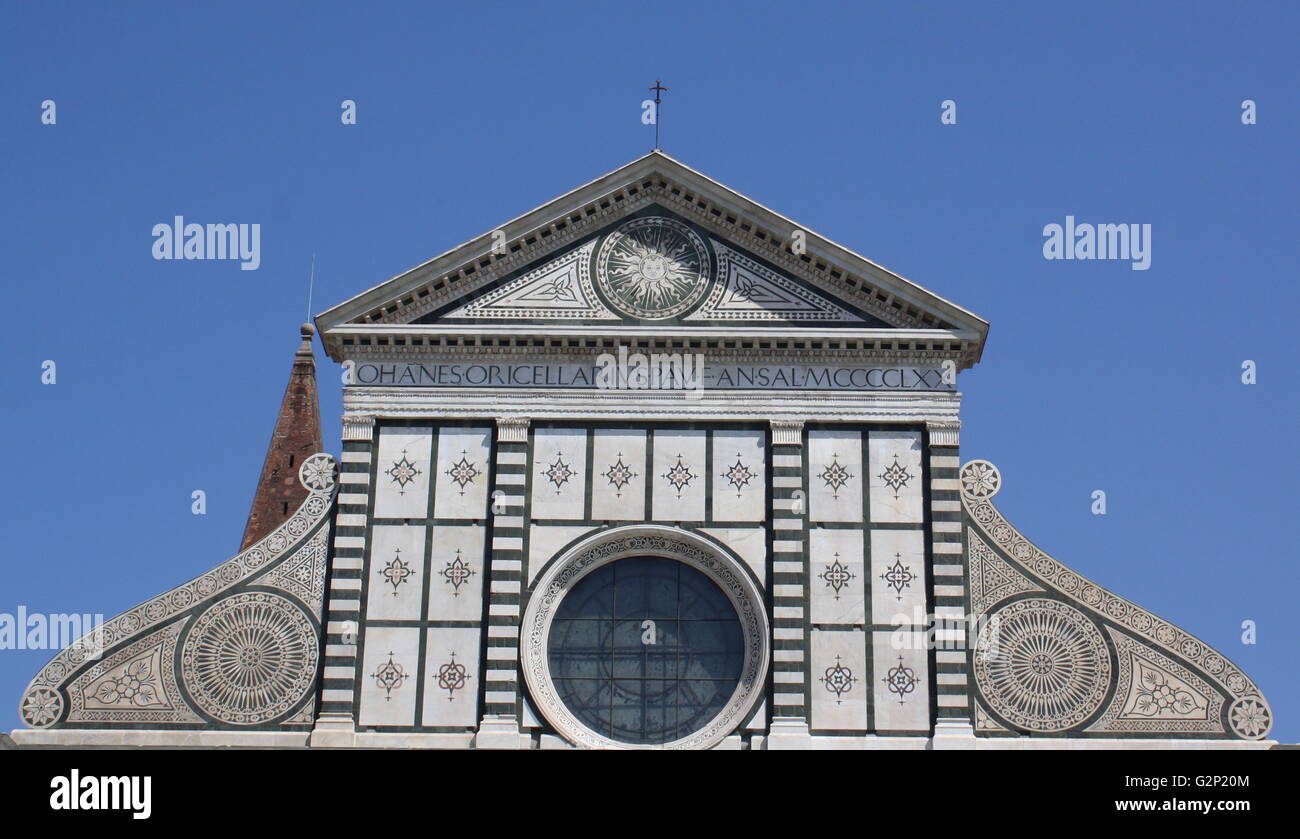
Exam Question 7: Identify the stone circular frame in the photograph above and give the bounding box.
[595,216,711,319]
[522,525,769,749]
[180,591,319,726]
[974,597,1111,733]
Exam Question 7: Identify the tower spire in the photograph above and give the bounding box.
[240,323,324,550]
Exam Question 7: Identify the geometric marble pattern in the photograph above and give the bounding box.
[973,597,1110,733]
[869,529,925,626]
[180,591,319,726]
[811,630,868,731]
[809,528,865,625]
[688,241,863,323]
[19,456,339,731]
[67,620,202,724]
[710,428,765,521]
[445,241,616,321]
[422,627,480,727]
[365,526,426,621]
[433,428,492,519]
[427,525,485,622]
[358,627,420,727]
[961,459,1272,739]
[375,427,433,519]
[531,427,588,520]
[867,431,923,523]
[808,429,863,523]
[967,530,1042,616]
[590,429,647,521]
[872,629,928,732]
[651,429,706,522]
[1086,626,1224,735]
[255,526,330,614]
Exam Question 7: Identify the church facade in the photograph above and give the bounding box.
[13,152,1274,748]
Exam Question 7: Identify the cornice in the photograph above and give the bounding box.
[324,325,978,368]
[341,387,961,424]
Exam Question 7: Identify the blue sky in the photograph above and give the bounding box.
[2,1,1295,740]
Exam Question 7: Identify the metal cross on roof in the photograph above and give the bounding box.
[648,79,669,150]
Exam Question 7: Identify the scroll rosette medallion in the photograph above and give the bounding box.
[962,460,1272,740]
[595,216,711,320]
[17,454,339,730]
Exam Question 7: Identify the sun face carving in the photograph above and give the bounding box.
[596,216,710,319]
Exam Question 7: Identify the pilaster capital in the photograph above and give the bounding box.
[341,414,375,441]
[926,420,961,447]
[770,419,805,446]
[496,416,531,443]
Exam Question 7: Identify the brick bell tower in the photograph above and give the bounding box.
[240,323,324,550]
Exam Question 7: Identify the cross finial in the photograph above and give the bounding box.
[648,79,669,150]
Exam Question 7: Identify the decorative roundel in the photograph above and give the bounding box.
[19,686,63,729]
[181,592,318,726]
[298,452,337,492]
[974,598,1111,732]
[595,216,711,319]
[522,525,769,750]
[960,459,1001,501]
[1229,695,1272,740]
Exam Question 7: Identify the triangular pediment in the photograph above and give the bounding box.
[316,152,988,361]
[424,206,887,327]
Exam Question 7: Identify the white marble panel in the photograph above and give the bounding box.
[710,429,766,522]
[528,525,598,585]
[872,629,929,732]
[699,527,766,585]
[432,427,493,520]
[590,429,647,521]
[358,627,421,727]
[809,527,865,625]
[422,627,481,727]
[428,525,486,621]
[811,629,868,731]
[651,429,707,522]
[366,525,425,621]
[531,427,588,520]
[808,429,863,523]
[374,427,433,519]
[868,430,924,523]
[870,528,927,626]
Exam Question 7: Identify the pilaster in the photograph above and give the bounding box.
[475,417,530,748]
[926,420,970,725]
[768,419,810,741]
[311,414,374,745]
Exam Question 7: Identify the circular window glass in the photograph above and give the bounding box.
[546,555,744,745]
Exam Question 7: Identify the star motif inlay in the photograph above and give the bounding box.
[878,454,913,499]
[386,450,421,493]
[603,455,638,496]
[721,454,755,498]
[441,550,474,596]
[542,454,576,492]
[819,455,853,498]
[880,553,915,601]
[379,550,414,595]
[661,454,695,495]
[445,452,480,495]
